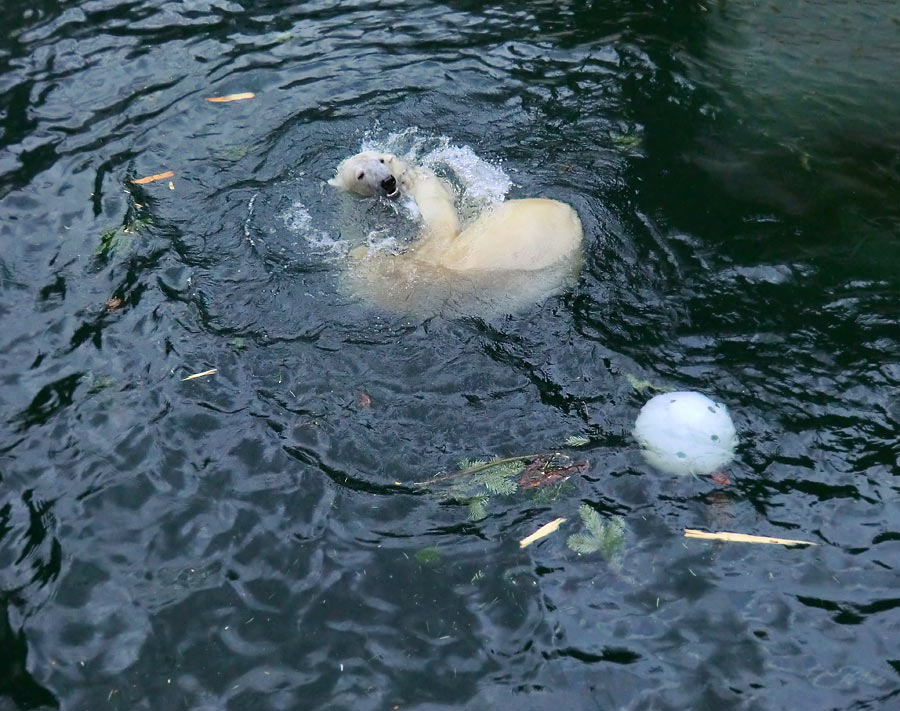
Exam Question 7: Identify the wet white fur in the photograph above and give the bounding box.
[328,150,583,315]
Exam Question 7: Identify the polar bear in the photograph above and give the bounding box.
[328,150,583,316]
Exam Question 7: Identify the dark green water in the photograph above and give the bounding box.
[1,1,898,709]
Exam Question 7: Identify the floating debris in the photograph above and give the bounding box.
[519,518,567,548]
[566,504,625,560]
[633,391,738,477]
[710,471,731,486]
[414,451,589,522]
[122,216,152,235]
[611,131,642,151]
[518,456,588,489]
[97,228,127,259]
[206,92,255,103]
[181,368,217,381]
[684,529,816,547]
[131,171,174,185]
[466,494,490,521]
[414,546,442,565]
[625,373,673,394]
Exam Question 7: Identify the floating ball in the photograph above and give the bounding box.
[633,391,738,477]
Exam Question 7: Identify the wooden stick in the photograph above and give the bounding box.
[206,92,255,103]
[182,368,217,381]
[131,170,174,185]
[684,529,816,547]
[520,517,566,548]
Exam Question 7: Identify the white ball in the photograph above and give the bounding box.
[633,391,738,476]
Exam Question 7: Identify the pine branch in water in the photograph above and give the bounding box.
[567,533,603,555]
[418,450,591,522]
[567,504,625,560]
[581,505,608,539]
[467,495,489,521]
[482,471,519,495]
[415,454,540,486]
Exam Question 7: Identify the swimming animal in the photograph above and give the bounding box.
[328,150,583,316]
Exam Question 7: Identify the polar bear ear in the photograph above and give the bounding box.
[327,176,340,187]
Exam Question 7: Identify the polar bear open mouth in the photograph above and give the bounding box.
[380,175,400,199]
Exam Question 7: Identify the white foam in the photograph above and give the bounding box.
[243,192,258,246]
[363,230,402,255]
[359,128,512,216]
[421,144,511,206]
[281,200,347,257]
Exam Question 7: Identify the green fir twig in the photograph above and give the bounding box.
[413,453,551,487]
[567,504,625,560]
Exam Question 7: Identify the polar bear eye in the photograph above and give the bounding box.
[378,158,385,164]
[357,171,365,180]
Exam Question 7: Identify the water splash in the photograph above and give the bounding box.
[360,128,513,223]
[421,144,512,206]
[280,200,348,257]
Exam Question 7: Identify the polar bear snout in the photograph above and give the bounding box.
[380,175,399,199]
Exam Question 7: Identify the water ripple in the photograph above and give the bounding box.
[1,0,899,708]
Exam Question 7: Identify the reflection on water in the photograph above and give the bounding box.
[0,0,898,709]
[678,0,900,256]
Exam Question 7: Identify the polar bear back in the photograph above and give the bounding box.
[435,198,582,272]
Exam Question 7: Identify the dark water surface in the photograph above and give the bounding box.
[2,1,899,709]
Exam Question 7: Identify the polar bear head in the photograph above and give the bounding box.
[328,151,401,199]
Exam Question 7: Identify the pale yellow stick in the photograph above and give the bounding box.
[684,529,816,547]
[182,368,217,381]
[519,518,566,548]
[206,92,255,103]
